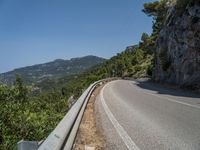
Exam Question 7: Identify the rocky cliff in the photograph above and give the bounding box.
[154,2,200,90]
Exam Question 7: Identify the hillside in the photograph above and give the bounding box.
[0,55,106,85]
[37,44,153,92]
[53,44,153,98]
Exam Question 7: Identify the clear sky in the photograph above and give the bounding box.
[0,0,154,73]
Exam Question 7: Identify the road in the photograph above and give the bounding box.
[95,80,200,150]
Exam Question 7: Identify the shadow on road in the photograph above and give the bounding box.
[133,80,200,99]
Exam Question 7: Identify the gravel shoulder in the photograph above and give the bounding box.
[73,84,105,150]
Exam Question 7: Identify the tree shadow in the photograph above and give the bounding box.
[133,80,200,99]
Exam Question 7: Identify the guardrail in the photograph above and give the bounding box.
[17,79,111,150]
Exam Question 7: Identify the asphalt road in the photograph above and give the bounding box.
[95,80,200,150]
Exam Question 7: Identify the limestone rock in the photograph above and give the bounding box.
[154,4,200,90]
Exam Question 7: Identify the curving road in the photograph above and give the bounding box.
[95,80,200,150]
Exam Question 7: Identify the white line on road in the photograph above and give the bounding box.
[146,92,200,109]
[100,84,140,150]
[130,81,200,110]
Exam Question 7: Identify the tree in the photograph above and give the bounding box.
[132,48,144,65]
[14,74,28,102]
[141,32,149,43]
[143,1,160,17]
[143,0,169,39]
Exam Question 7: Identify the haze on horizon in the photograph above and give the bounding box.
[0,0,154,73]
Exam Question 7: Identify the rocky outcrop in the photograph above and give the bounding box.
[154,3,200,90]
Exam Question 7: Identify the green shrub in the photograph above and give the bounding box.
[0,76,69,149]
[134,65,142,73]
[132,48,144,65]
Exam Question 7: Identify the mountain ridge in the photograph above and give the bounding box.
[0,55,106,85]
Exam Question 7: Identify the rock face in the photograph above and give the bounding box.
[155,3,200,89]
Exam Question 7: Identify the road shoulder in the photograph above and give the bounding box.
[73,84,105,150]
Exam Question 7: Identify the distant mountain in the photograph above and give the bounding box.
[0,55,106,85]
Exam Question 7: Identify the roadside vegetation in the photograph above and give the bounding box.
[0,75,68,149]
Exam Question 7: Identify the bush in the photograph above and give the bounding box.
[0,76,69,149]
[132,48,144,65]
[134,65,142,73]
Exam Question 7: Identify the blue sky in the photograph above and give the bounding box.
[0,0,154,73]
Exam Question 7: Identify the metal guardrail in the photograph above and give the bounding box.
[17,79,110,150]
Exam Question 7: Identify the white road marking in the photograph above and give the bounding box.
[146,92,200,109]
[100,84,140,150]
[130,81,200,110]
